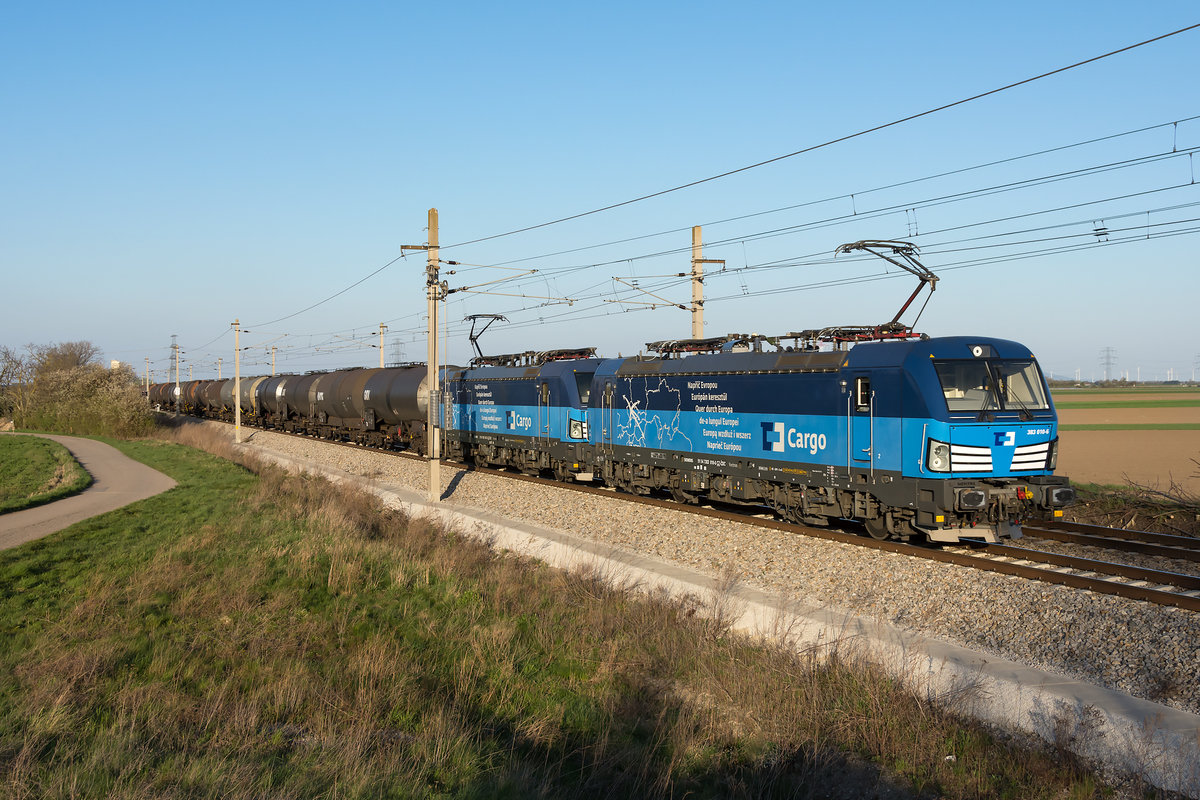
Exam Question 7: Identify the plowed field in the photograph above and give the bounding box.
[1053,389,1200,492]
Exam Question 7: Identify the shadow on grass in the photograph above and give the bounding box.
[395,669,910,799]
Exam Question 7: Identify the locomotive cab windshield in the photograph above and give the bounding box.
[934,359,1049,420]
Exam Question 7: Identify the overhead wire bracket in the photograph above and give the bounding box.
[605,276,688,311]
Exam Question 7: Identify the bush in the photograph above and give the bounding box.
[1,343,153,438]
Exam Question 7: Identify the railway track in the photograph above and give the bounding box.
[480,467,1200,613]
[221,419,1200,613]
[945,541,1200,611]
[1020,520,1200,563]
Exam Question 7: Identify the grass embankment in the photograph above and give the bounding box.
[0,431,1113,799]
[0,435,91,514]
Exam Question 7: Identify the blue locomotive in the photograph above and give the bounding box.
[442,332,1075,543]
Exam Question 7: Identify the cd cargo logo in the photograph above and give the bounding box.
[762,421,827,455]
[761,421,785,452]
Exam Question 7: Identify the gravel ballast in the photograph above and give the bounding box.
[239,427,1200,716]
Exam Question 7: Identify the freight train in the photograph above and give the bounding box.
[150,328,1075,544]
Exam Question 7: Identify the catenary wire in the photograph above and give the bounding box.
[483,114,1200,268]
[237,27,1200,330]
[198,119,1200,352]
[438,24,1200,250]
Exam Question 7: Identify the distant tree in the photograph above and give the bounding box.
[0,345,17,383]
[32,340,101,373]
[0,345,20,390]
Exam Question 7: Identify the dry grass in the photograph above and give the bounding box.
[1068,481,1199,538]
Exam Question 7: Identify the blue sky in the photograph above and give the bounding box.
[3,2,1198,382]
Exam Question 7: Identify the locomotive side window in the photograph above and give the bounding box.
[854,377,871,411]
[574,371,594,406]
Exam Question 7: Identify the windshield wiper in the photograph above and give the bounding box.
[1008,388,1033,421]
[976,388,996,422]
[997,371,1035,421]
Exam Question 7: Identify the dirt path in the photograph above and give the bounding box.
[0,434,176,551]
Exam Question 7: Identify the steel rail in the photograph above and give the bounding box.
[968,542,1200,592]
[1031,519,1200,549]
[1020,524,1200,564]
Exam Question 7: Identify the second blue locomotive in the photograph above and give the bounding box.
[443,332,1074,542]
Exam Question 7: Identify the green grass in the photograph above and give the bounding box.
[1059,423,1200,431]
[0,432,1115,799]
[1054,399,1200,409]
[0,435,92,514]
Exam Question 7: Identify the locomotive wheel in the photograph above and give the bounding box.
[862,516,890,541]
[669,485,697,504]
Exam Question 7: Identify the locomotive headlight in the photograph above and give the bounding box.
[1050,487,1076,506]
[927,440,951,472]
[569,419,584,439]
[1046,438,1058,470]
[956,489,987,510]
